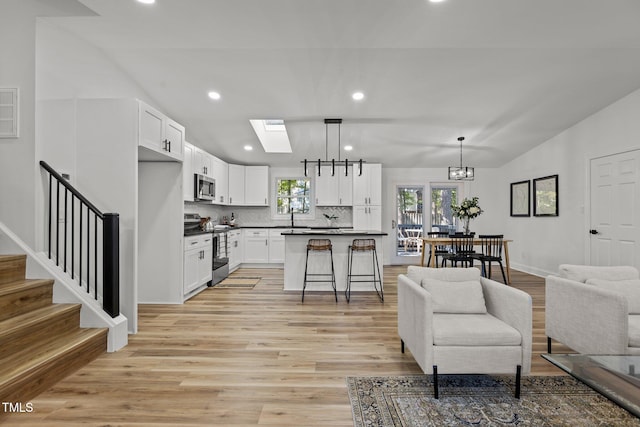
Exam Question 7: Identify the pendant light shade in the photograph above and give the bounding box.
[448,136,474,180]
[301,119,364,176]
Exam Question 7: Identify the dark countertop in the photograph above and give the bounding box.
[281,230,387,236]
[238,225,344,229]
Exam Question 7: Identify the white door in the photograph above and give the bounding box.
[590,150,640,269]
[391,185,425,264]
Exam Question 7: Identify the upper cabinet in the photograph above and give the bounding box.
[244,166,269,206]
[353,163,382,206]
[194,147,213,178]
[211,155,228,205]
[138,101,184,162]
[315,165,352,206]
[228,164,245,205]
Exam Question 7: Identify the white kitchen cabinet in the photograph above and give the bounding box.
[183,142,195,201]
[353,163,381,206]
[228,229,243,271]
[228,164,245,205]
[244,166,269,206]
[353,205,382,231]
[268,229,289,263]
[211,155,228,205]
[243,229,269,263]
[183,234,213,297]
[138,101,184,162]
[194,147,213,178]
[353,164,382,231]
[315,165,352,206]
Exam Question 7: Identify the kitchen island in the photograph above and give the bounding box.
[282,230,387,294]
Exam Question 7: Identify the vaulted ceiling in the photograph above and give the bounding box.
[46,0,640,167]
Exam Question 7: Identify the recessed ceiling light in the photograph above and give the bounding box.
[352,92,365,101]
[244,145,253,151]
[137,0,155,4]
[207,91,221,100]
[344,145,353,151]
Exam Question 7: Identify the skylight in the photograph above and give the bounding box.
[249,119,292,153]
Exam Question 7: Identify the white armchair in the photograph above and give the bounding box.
[397,266,532,398]
[546,264,640,355]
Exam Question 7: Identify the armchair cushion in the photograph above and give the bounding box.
[433,313,522,346]
[407,265,480,284]
[630,316,640,347]
[585,279,640,314]
[558,264,639,283]
[421,279,487,314]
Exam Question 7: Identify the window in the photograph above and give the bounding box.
[276,178,310,215]
[430,185,459,233]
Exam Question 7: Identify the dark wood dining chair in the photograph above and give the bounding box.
[441,234,475,267]
[472,234,507,284]
[426,231,449,267]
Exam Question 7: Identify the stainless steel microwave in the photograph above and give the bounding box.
[194,174,215,201]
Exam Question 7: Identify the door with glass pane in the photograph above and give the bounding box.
[395,186,424,259]
[430,185,459,234]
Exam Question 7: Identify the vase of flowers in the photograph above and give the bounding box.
[451,197,483,234]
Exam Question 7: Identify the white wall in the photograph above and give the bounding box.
[34,19,166,332]
[0,1,39,247]
[476,89,640,276]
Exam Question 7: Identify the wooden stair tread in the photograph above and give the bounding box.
[0,327,108,380]
[0,303,80,339]
[0,278,54,294]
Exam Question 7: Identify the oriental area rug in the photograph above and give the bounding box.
[346,375,640,426]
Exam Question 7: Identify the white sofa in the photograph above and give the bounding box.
[397,266,532,398]
[546,264,640,355]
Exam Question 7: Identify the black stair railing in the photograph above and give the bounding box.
[40,161,120,318]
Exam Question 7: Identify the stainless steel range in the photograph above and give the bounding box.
[212,229,229,285]
[184,213,229,286]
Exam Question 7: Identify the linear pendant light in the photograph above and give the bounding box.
[302,119,365,177]
[448,136,474,180]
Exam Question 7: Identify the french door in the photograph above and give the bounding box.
[394,186,424,262]
[589,150,640,269]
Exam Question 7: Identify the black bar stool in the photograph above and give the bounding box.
[302,239,337,303]
[345,238,383,303]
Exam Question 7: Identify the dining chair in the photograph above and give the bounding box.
[441,234,475,267]
[406,228,423,253]
[426,231,449,267]
[472,235,507,284]
[397,229,409,252]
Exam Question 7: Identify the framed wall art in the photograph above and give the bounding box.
[533,174,558,217]
[510,180,530,217]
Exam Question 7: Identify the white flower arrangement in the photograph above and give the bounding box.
[451,197,483,219]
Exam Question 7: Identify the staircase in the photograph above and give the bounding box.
[0,254,107,403]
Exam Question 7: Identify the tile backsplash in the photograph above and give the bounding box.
[184,202,353,228]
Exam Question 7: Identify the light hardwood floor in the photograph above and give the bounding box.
[3,266,569,425]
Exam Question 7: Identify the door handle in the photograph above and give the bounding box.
[589,229,599,235]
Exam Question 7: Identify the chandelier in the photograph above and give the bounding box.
[448,136,474,181]
[302,118,364,177]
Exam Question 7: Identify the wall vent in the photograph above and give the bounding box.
[0,88,19,138]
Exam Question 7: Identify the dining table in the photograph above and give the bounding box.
[419,236,513,284]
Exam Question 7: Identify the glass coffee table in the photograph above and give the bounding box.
[542,354,640,418]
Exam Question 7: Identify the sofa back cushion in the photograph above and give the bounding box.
[421,278,487,314]
[558,264,639,283]
[407,266,481,284]
[585,278,640,314]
